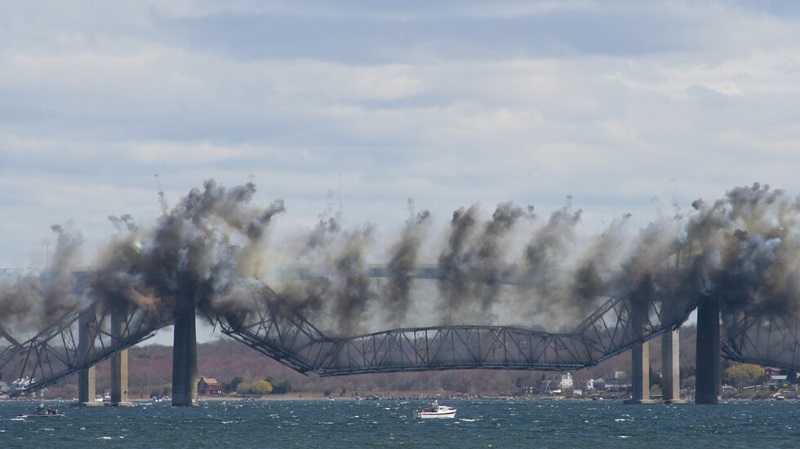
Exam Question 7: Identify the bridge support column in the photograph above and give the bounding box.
[626,297,654,404]
[695,295,721,404]
[627,340,653,403]
[171,298,198,407]
[661,328,684,403]
[110,304,130,405]
[78,303,96,404]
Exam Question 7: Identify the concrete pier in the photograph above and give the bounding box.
[171,298,198,406]
[110,303,132,406]
[627,340,653,403]
[77,303,97,404]
[75,301,136,407]
[74,294,198,407]
[695,295,721,404]
[626,328,685,404]
[659,292,685,404]
[661,328,685,403]
[626,298,655,404]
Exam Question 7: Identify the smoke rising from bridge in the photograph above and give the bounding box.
[2,181,800,340]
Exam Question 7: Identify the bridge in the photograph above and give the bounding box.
[2,262,798,406]
[3,182,799,406]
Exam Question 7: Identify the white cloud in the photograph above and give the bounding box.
[0,0,799,271]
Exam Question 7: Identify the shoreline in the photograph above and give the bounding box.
[3,393,796,404]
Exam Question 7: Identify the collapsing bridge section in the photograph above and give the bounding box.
[311,326,589,375]
[4,274,799,401]
[215,286,325,374]
[0,301,167,398]
[722,309,800,372]
[214,285,700,376]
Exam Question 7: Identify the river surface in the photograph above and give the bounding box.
[1,398,799,448]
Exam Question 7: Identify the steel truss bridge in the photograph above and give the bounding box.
[0,300,170,395]
[2,272,800,396]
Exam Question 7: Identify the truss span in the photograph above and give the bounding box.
[214,285,326,374]
[215,285,701,376]
[722,310,800,371]
[0,303,168,396]
[6,270,800,396]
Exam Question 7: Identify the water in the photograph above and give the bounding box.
[1,398,799,448]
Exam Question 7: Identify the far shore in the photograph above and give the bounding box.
[196,393,338,401]
[7,387,796,403]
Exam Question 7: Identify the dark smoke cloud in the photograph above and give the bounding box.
[692,184,800,317]
[0,274,48,334]
[6,181,800,345]
[107,214,138,233]
[273,211,343,331]
[436,205,480,323]
[278,207,381,335]
[0,222,87,333]
[472,202,531,312]
[515,201,585,328]
[92,179,286,326]
[435,203,532,324]
[326,225,376,335]
[383,199,432,327]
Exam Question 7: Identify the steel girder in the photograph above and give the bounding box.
[722,310,800,371]
[573,290,700,366]
[214,283,702,376]
[313,326,588,375]
[0,304,165,396]
[10,266,800,391]
[0,326,25,375]
[213,285,327,374]
[313,292,700,375]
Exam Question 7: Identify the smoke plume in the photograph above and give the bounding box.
[5,181,800,344]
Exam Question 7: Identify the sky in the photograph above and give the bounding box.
[1,1,800,278]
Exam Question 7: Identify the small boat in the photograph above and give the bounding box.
[17,405,65,418]
[417,400,456,419]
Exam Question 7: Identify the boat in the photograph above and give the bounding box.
[17,404,65,418]
[417,400,456,419]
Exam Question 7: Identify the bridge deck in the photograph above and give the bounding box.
[2,275,799,395]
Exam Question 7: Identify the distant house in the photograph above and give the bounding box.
[197,377,226,396]
[767,375,788,389]
[603,373,631,392]
[538,373,575,394]
[764,367,792,389]
[559,373,574,390]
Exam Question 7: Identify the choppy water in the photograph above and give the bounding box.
[1,398,799,448]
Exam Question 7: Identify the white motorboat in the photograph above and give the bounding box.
[417,400,456,419]
[17,404,65,418]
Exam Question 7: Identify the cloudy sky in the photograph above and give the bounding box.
[2,0,800,270]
